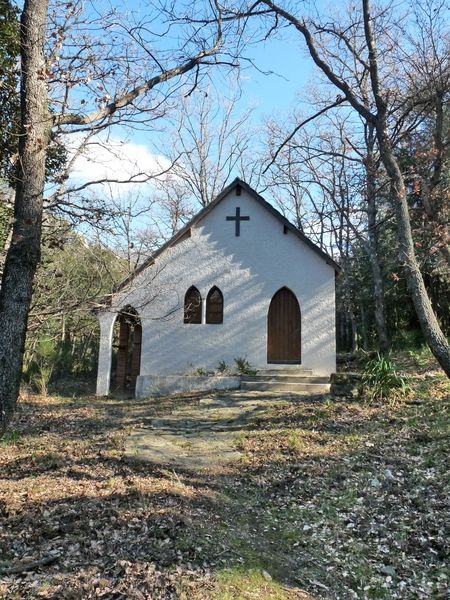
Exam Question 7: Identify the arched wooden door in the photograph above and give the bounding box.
[267,287,301,364]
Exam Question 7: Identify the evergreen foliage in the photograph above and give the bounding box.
[23,220,127,390]
[336,108,450,352]
[0,0,19,182]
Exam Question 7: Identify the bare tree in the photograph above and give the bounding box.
[230,0,450,375]
[403,0,450,267]
[153,176,195,236]
[363,123,390,351]
[263,107,391,350]
[97,189,160,273]
[0,0,226,432]
[152,87,258,215]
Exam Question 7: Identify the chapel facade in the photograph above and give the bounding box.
[95,179,339,398]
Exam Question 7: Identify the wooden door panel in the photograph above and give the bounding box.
[114,310,142,393]
[115,318,129,389]
[267,287,301,363]
[130,324,142,389]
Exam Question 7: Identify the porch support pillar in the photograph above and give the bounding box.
[96,311,117,396]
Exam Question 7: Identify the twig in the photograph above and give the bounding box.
[214,546,242,558]
[310,579,330,591]
[1,555,59,576]
[262,97,346,174]
[172,469,182,484]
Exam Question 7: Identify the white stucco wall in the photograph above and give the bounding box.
[100,186,336,388]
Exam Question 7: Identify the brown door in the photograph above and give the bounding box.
[115,318,129,389]
[114,308,141,393]
[129,323,142,390]
[267,287,301,363]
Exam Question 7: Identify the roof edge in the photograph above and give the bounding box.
[112,177,340,296]
[231,179,341,273]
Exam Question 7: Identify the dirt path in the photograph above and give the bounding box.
[125,390,280,470]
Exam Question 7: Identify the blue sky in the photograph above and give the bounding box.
[236,31,315,117]
[125,19,318,154]
[48,0,329,234]
[11,0,325,126]
[64,1,321,185]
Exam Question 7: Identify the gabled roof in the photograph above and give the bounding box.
[114,178,340,293]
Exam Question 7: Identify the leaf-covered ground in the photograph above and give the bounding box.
[0,360,449,599]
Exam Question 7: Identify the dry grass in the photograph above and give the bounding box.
[0,362,449,599]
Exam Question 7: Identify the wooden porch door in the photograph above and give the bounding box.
[115,318,130,390]
[129,323,142,390]
[114,308,141,393]
[267,287,301,364]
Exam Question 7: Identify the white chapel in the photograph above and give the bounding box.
[95,179,339,398]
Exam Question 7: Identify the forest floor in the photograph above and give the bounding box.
[0,352,449,599]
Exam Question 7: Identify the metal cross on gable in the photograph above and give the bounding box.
[226,206,250,237]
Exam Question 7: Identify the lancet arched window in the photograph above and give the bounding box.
[184,286,202,324]
[206,286,223,324]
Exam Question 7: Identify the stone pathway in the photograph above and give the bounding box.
[125,390,279,470]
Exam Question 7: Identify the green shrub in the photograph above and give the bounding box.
[192,367,207,376]
[24,337,58,396]
[392,329,425,350]
[363,353,408,403]
[234,357,256,375]
[216,360,229,374]
[408,346,433,369]
[0,430,19,446]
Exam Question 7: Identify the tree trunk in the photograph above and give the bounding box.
[362,0,450,376]
[0,0,50,434]
[349,310,357,352]
[365,149,390,352]
[360,304,369,350]
[377,124,450,377]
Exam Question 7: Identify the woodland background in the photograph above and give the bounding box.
[0,2,449,597]
[0,0,449,394]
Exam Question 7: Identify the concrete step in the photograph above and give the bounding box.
[240,381,331,394]
[256,368,313,376]
[241,375,329,384]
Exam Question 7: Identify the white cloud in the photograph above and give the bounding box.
[67,134,171,194]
